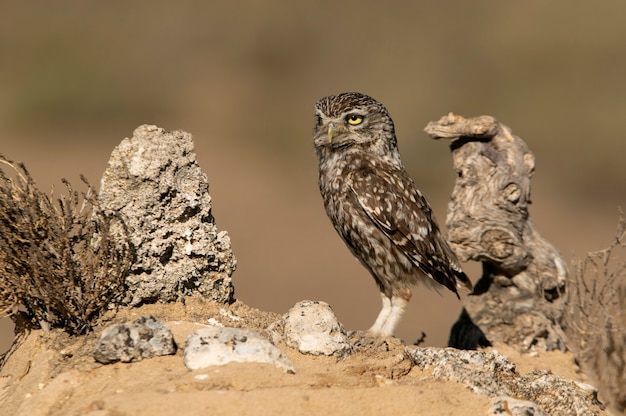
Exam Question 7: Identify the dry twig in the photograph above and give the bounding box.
[0,155,132,334]
[564,211,626,413]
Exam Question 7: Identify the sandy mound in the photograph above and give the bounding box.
[0,299,606,416]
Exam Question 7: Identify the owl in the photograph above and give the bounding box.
[313,92,472,337]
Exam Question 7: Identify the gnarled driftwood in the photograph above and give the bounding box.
[426,114,568,351]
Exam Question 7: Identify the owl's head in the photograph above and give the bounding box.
[313,92,398,157]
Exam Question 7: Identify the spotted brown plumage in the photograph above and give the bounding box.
[313,92,472,336]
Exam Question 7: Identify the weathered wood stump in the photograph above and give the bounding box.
[425,114,568,351]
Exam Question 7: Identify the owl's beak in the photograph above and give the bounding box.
[327,123,335,143]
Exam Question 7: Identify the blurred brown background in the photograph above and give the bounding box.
[1,1,625,353]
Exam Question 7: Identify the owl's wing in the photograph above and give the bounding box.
[348,167,472,295]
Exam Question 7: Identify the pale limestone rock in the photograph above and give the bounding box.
[184,327,294,373]
[268,300,352,358]
[99,125,236,306]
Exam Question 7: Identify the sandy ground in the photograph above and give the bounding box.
[0,299,599,416]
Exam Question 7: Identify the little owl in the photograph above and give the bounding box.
[313,92,472,336]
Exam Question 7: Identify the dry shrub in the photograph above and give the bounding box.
[0,155,132,335]
[564,212,626,414]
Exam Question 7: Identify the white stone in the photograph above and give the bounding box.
[183,327,294,373]
[269,300,352,357]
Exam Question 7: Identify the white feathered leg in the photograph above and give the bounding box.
[368,294,408,336]
[369,293,392,334]
[378,295,408,336]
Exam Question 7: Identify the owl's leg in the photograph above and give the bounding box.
[369,293,392,334]
[378,295,408,336]
[369,292,409,336]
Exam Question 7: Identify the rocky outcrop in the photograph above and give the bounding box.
[99,125,236,306]
[406,346,602,415]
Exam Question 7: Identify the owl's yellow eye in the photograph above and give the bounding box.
[346,114,364,125]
